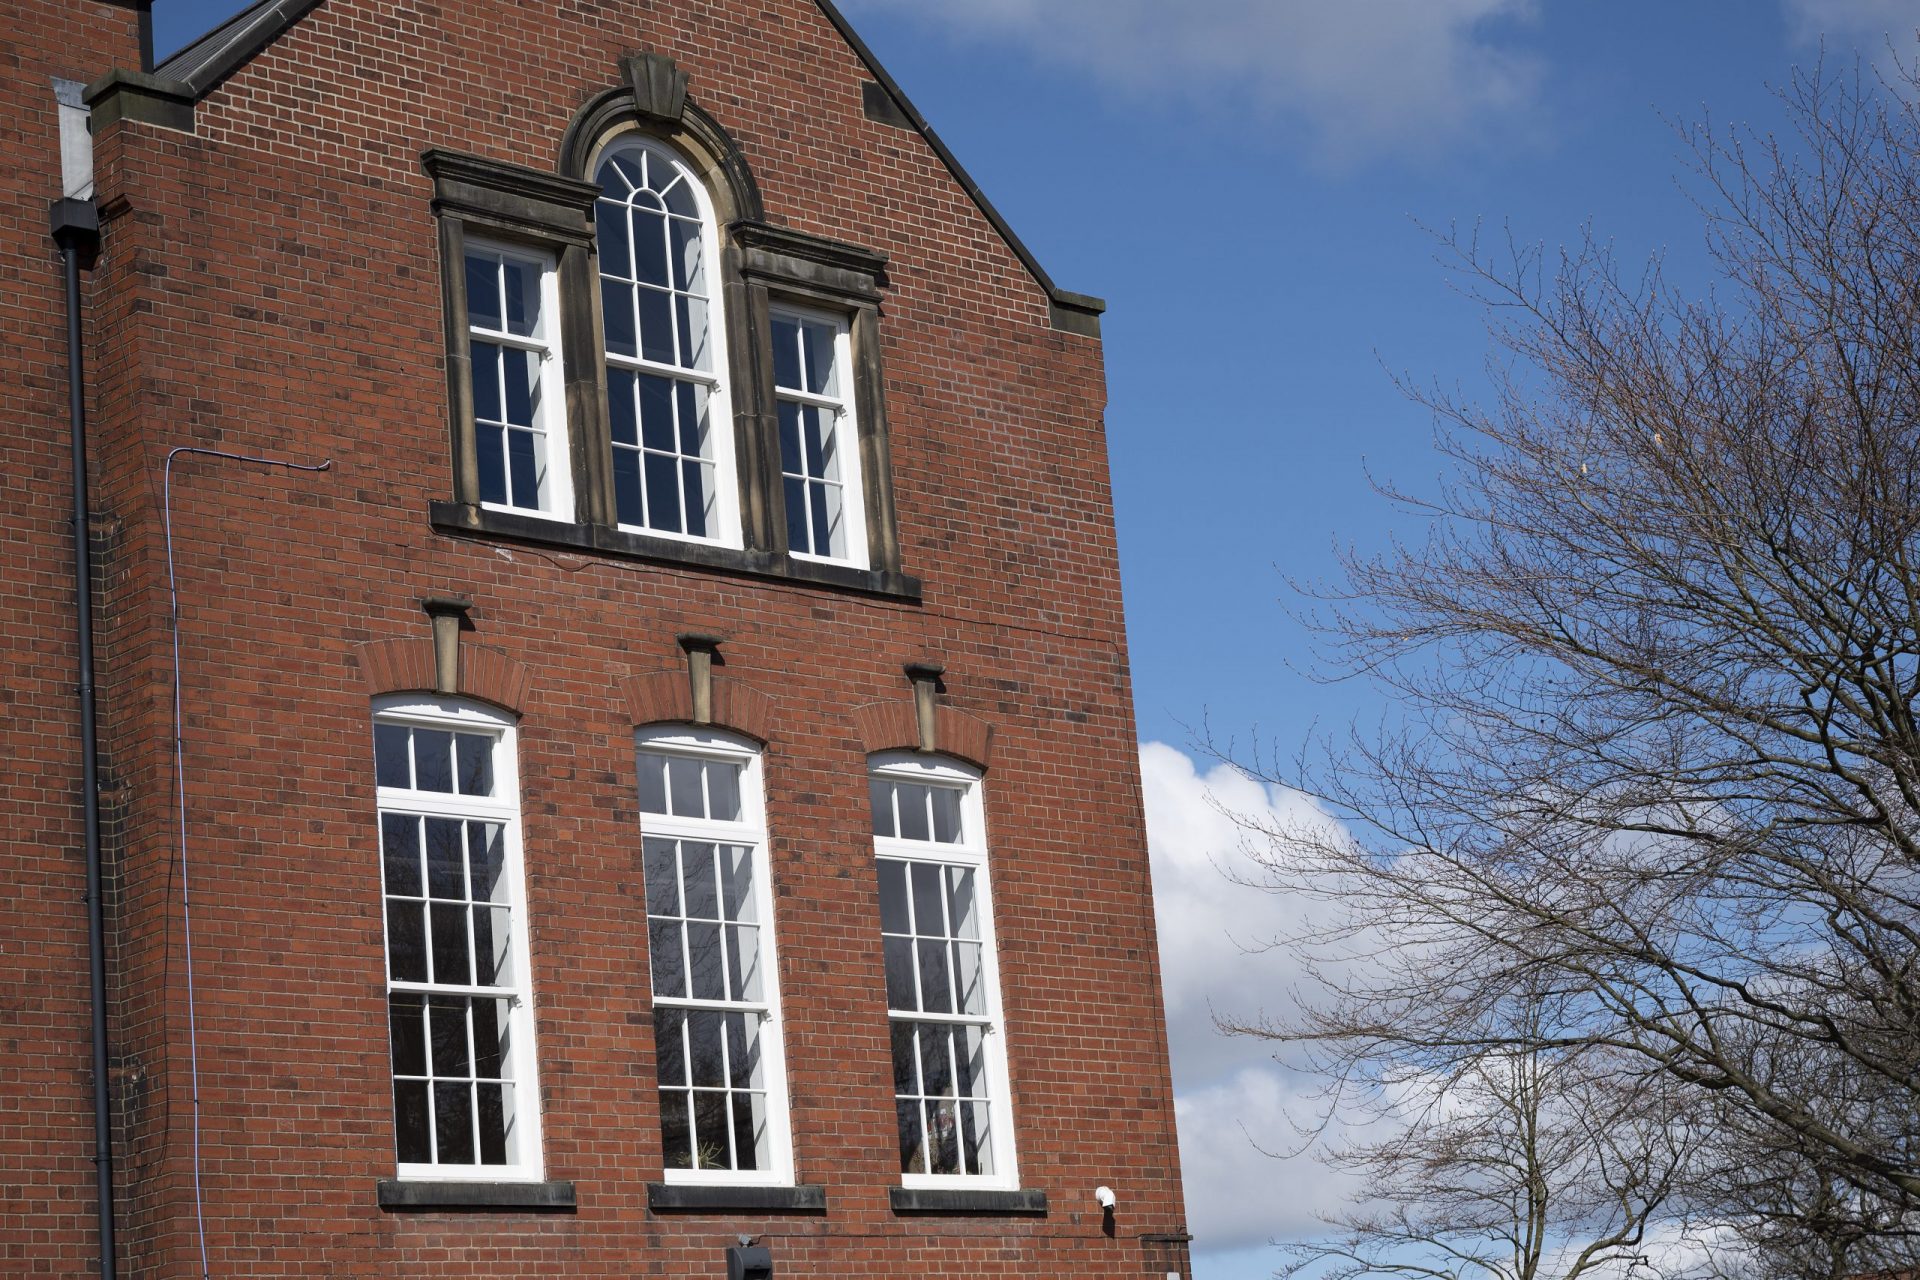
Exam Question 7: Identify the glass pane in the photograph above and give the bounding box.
[931,788,963,844]
[918,938,952,1014]
[882,936,917,1011]
[632,207,668,287]
[637,752,669,815]
[435,1082,475,1165]
[681,841,719,919]
[431,901,471,985]
[677,295,710,371]
[960,1100,994,1177]
[720,845,755,920]
[613,445,643,525]
[670,218,704,292]
[425,818,465,899]
[724,1011,758,1089]
[503,348,535,426]
[374,723,411,789]
[897,784,931,842]
[466,253,501,330]
[925,1098,960,1175]
[506,430,540,508]
[601,277,636,358]
[660,1089,693,1168]
[659,169,698,217]
[608,368,638,448]
[595,201,631,279]
[896,1099,926,1175]
[644,451,682,532]
[668,757,705,818]
[687,920,725,1000]
[675,380,708,455]
[808,480,833,557]
[470,823,507,904]
[429,997,471,1076]
[648,919,685,998]
[638,374,675,451]
[639,286,674,365]
[413,730,454,793]
[952,940,985,1016]
[686,1009,726,1088]
[604,151,642,195]
[955,1024,989,1097]
[778,401,803,476]
[870,779,895,838]
[476,420,507,507]
[654,1007,688,1086]
[771,315,801,390]
[381,813,421,896]
[877,860,909,934]
[692,1090,731,1170]
[685,459,712,541]
[643,837,680,916]
[389,992,427,1076]
[732,1093,769,1172]
[890,1020,920,1095]
[707,760,742,822]
[502,257,540,336]
[387,901,426,982]
[470,341,502,423]
[783,475,810,554]
[946,867,978,938]
[726,924,761,1001]
[802,318,838,395]
[911,862,946,936]
[472,998,511,1077]
[393,1080,431,1163]
[454,733,494,797]
[477,1082,509,1164]
[802,406,829,476]
[473,906,513,986]
[919,1023,955,1097]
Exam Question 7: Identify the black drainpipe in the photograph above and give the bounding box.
[51,194,117,1280]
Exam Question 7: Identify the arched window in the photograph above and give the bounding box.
[868,753,1018,1188]
[371,696,544,1180]
[595,137,738,546]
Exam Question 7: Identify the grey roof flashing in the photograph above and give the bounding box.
[155,0,326,97]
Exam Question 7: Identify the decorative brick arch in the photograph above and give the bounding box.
[620,670,778,744]
[351,639,532,716]
[851,700,993,771]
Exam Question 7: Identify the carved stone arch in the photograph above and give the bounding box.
[557,73,765,224]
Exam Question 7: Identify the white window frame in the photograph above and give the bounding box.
[769,303,868,569]
[464,241,573,523]
[636,727,795,1186]
[869,753,1020,1191]
[373,696,545,1183]
[595,133,743,550]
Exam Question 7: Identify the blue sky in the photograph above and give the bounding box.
[146,2,1920,1277]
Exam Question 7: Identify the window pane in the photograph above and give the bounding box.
[454,733,494,797]
[883,936,917,1011]
[687,1009,726,1088]
[389,993,427,1077]
[681,841,720,919]
[382,813,421,896]
[643,837,680,916]
[638,374,675,451]
[771,316,801,390]
[931,787,963,844]
[632,207,668,287]
[608,368,638,448]
[430,902,471,985]
[387,901,426,982]
[955,1023,989,1097]
[897,784,931,842]
[732,1093,769,1172]
[719,844,755,920]
[877,860,909,934]
[613,445,644,526]
[809,479,835,558]
[638,286,674,365]
[394,1080,431,1164]
[678,295,711,371]
[918,938,953,1013]
[502,257,540,337]
[726,1011,763,1090]
[919,1023,954,1096]
[726,924,761,1001]
[783,475,811,554]
[475,420,507,507]
[897,1099,926,1175]
[654,1007,688,1086]
[925,1098,960,1175]
[375,724,411,789]
[687,920,725,1000]
[425,817,465,899]
[477,1083,509,1165]
[675,380,708,455]
[470,340,502,423]
[595,201,631,279]
[870,779,895,838]
[472,997,511,1077]
[413,730,454,793]
[649,919,685,998]
[506,429,539,509]
[692,1090,731,1170]
[802,406,829,476]
[660,1090,693,1168]
[890,1021,920,1095]
[658,170,698,218]
[473,906,513,986]
[802,319,838,395]
[946,867,978,938]
[670,217,704,292]
[778,401,803,475]
[435,1082,475,1165]
[429,997,471,1077]
[960,1100,994,1177]
[637,752,669,815]
[911,862,946,935]
[668,757,704,819]
[503,348,536,426]
[602,278,636,357]
[469,823,507,904]
[953,940,985,1016]
[465,254,500,331]
[643,451,681,532]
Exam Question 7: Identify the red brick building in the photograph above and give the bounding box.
[4,0,1191,1275]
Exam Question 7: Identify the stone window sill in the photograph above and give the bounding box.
[376,1179,577,1212]
[646,1183,828,1213]
[889,1186,1048,1216]
[430,502,922,602]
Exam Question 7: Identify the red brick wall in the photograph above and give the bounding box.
[7,1,1189,1275]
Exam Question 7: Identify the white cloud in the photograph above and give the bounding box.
[1140,742,1370,1253]
[1782,0,1920,42]
[839,0,1546,164]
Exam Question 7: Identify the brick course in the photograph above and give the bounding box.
[2,1,1190,1276]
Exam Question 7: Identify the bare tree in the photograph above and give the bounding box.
[1234,61,1920,1275]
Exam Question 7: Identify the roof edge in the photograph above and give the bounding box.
[154,0,326,98]
[810,0,1108,331]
